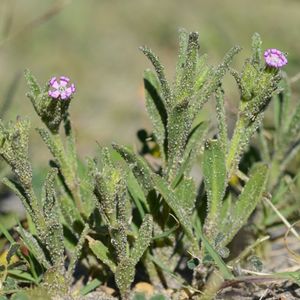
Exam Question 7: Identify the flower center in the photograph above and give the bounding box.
[59,86,66,92]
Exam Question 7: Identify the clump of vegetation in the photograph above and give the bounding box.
[0,30,299,300]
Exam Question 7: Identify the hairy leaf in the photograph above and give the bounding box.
[176,32,199,102]
[220,163,268,248]
[152,174,197,251]
[140,46,173,110]
[144,69,167,159]
[88,237,116,272]
[251,33,262,67]
[130,214,153,265]
[112,144,154,194]
[17,226,51,269]
[203,140,227,239]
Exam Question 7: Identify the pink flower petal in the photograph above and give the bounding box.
[65,87,73,97]
[60,77,71,87]
[49,90,60,98]
[60,92,68,100]
[49,77,57,85]
[52,80,60,89]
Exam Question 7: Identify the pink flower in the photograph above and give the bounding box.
[264,49,287,68]
[48,76,75,100]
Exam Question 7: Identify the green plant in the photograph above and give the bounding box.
[0,30,298,300]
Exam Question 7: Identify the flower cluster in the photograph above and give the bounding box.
[48,76,75,100]
[264,48,287,68]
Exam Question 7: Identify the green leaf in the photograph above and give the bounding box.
[11,292,30,300]
[140,46,173,110]
[277,73,291,134]
[112,144,154,195]
[16,226,51,269]
[144,69,167,159]
[130,214,153,265]
[203,140,227,239]
[215,88,228,152]
[133,293,146,300]
[285,102,300,147]
[192,45,241,117]
[37,128,66,168]
[174,177,196,216]
[251,33,262,67]
[80,278,101,296]
[152,174,197,251]
[6,243,20,264]
[167,99,191,179]
[187,258,200,270]
[127,170,149,218]
[64,115,78,170]
[67,224,89,278]
[197,226,233,280]
[273,271,300,285]
[2,178,34,220]
[0,220,15,244]
[220,163,268,248]
[88,237,117,273]
[150,295,167,300]
[172,120,207,185]
[7,269,37,283]
[24,69,41,100]
[176,32,199,102]
[42,168,57,217]
[115,257,135,300]
[175,28,189,87]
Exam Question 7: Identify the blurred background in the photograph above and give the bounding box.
[0,0,299,168]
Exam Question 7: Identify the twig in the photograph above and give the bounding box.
[263,196,300,240]
[227,265,272,276]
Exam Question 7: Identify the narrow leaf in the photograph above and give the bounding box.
[6,243,20,264]
[175,28,189,86]
[220,163,268,248]
[215,88,228,152]
[144,69,167,159]
[172,121,207,186]
[174,177,196,217]
[167,99,191,179]
[88,237,116,272]
[152,174,197,251]
[80,278,101,296]
[176,32,199,101]
[130,214,153,265]
[197,227,233,280]
[140,46,173,109]
[251,33,262,67]
[24,69,41,99]
[112,144,154,195]
[16,226,51,269]
[203,140,227,239]
[192,45,241,117]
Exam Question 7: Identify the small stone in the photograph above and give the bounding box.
[134,282,154,296]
